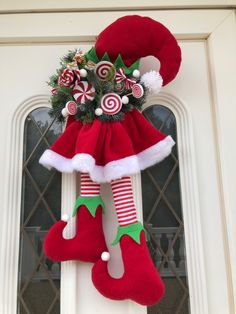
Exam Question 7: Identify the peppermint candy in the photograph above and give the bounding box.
[95,61,116,81]
[132,83,144,98]
[116,68,136,89]
[58,69,74,87]
[73,81,95,104]
[100,93,122,115]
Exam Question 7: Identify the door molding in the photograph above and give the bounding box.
[0,94,79,314]
[143,92,209,314]
[0,0,236,14]
[0,95,51,314]
[0,10,232,44]
[206,11,236,313]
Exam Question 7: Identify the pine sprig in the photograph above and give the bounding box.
[98,111,124,122]
[61,49,77,64]
[75,99,96,123]
[87,70,102,91]
[48,86,75,122]
[48,74,59,88]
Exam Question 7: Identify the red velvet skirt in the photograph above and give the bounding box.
[39,109,174,183]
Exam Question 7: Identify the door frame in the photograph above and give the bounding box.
[0,0,236,13]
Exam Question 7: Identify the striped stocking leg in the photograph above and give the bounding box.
[111,176,137,226]
[80,172,100,197]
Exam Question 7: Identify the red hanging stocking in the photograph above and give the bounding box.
[44,173,107,262]
[92,176,165,305]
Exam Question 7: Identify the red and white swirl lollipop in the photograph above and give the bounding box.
[100,93,122,115]
[66,101,77,115]
[131,83,144,98]
[95,61,116,81]
[73,81,95,104]
[58,69,74,87]
[61,101,77,117]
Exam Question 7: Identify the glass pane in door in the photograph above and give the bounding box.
[17,108,62,314]
[142,105,190,314]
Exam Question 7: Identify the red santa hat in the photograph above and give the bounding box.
[94,15,181,93]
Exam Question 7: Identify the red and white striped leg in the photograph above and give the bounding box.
[80,173,100,196]
[111,176,137,226]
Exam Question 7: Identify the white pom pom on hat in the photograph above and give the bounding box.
[140,71,163,94]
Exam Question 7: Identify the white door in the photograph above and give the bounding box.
[0,9,235,314]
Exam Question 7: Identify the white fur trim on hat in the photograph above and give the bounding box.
[140,71,163,94]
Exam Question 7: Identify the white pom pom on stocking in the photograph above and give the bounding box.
[101,252,110,261]
[140,71,163,94]
[61,214,69,222]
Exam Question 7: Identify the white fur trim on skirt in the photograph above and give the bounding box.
[39,135,175,183]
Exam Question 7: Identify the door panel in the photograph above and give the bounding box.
[0,10,235,314]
